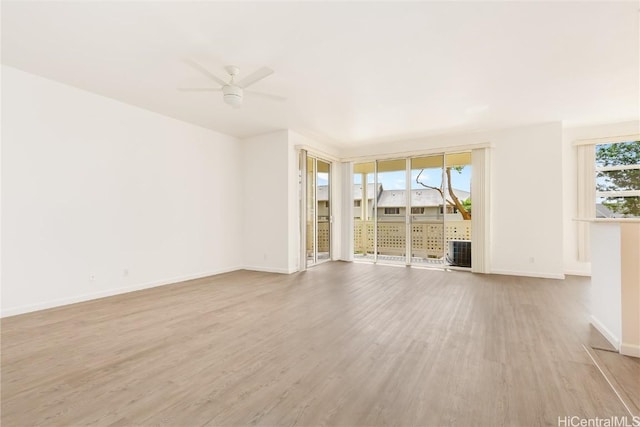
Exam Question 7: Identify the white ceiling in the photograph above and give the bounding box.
[2,1,638,147]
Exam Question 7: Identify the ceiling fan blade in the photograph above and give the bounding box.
[246,90,286,102]
[237,67,274,88]
[178,87,222,92]
[182,59,227,86]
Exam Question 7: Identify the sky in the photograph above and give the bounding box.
[316,165,472,194]
[351,166,471,192]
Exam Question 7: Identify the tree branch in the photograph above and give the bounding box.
[415,169,455,207]
[445,167,471,220]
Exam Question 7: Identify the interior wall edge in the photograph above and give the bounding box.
[591,314,621,351]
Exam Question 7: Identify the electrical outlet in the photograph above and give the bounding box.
[89,274,96,281]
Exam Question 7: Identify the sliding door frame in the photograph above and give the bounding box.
[354,150,479,270]
[299,149,333,270]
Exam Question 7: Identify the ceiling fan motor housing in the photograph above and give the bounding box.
[223,85,243,106]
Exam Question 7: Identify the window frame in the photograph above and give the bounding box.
[575,135,640,261]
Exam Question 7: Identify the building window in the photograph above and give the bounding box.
[439,206,459,214]
[354,200,361,207]
[411,207,425,214]
[384,207,400,215]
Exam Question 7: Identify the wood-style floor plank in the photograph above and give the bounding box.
[1,262,635,426]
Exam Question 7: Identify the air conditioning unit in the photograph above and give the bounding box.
[447,240,471,268]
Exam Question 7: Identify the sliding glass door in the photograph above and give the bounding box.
[352,152,472,268]
[353,162,375,261]
[302,152,331,268]
[316,160,331,263]
[410,155,445,265]
[376,159,408,264]
[443,153,472,267]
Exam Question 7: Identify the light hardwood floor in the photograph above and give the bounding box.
[2,262,637,426]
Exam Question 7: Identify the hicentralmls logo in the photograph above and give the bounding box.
[557,416,640,427]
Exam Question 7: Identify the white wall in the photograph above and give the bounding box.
[590,222,622,348]
[241,130,340,273]
[343,122,565,279]
[241,130,296,273]
[489,123,564,278]
[1,66,243,316]
[562,120,640,276]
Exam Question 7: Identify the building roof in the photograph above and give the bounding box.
[377,188,470,208]
[596,203,623,218]
[353,183,381,201]
[318,184,381,202]
[317,185,469,208]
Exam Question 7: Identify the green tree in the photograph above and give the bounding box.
[462,197,471,214]
[596,141,640,217]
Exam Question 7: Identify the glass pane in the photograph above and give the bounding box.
[596,169,640,192]
[444,153,472,267]
[377,159,406,264]
[306,157,315,266]
[411,155,444,265]
[595,141,640,219]
[317,160,331,261]
[596,196,640,219]
[353,162,375,260]
[596,141,640,168]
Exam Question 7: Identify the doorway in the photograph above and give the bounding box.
[352,152,472,268]
[302,152,332,268]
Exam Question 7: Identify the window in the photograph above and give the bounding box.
[439,206,458,214]
[384,207,400,215]
[576,136,640,261]
[595,141,640,218]
[411,207,425,214]
[354,200,361,207]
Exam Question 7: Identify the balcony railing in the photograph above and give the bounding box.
[306,220,471,260]
[354,220,471,259]
[306,220,331,253]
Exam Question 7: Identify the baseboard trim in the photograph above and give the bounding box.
[490,269,565,280]
[242,266,298,274]
[564,269,591,277]
[620,343,640,358]
[0,266,242,318]
[591,315,620,351]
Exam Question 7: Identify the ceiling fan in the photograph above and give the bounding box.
[179,59,285,107]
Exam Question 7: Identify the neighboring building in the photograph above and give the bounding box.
[352,183,382,219]
[353,184,471,221]
[317,184,470,221]
[596,203,623,219]
[316,185,331,220]
[376,188,470,221]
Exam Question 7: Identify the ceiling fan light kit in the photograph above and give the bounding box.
[223,85,243,107]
